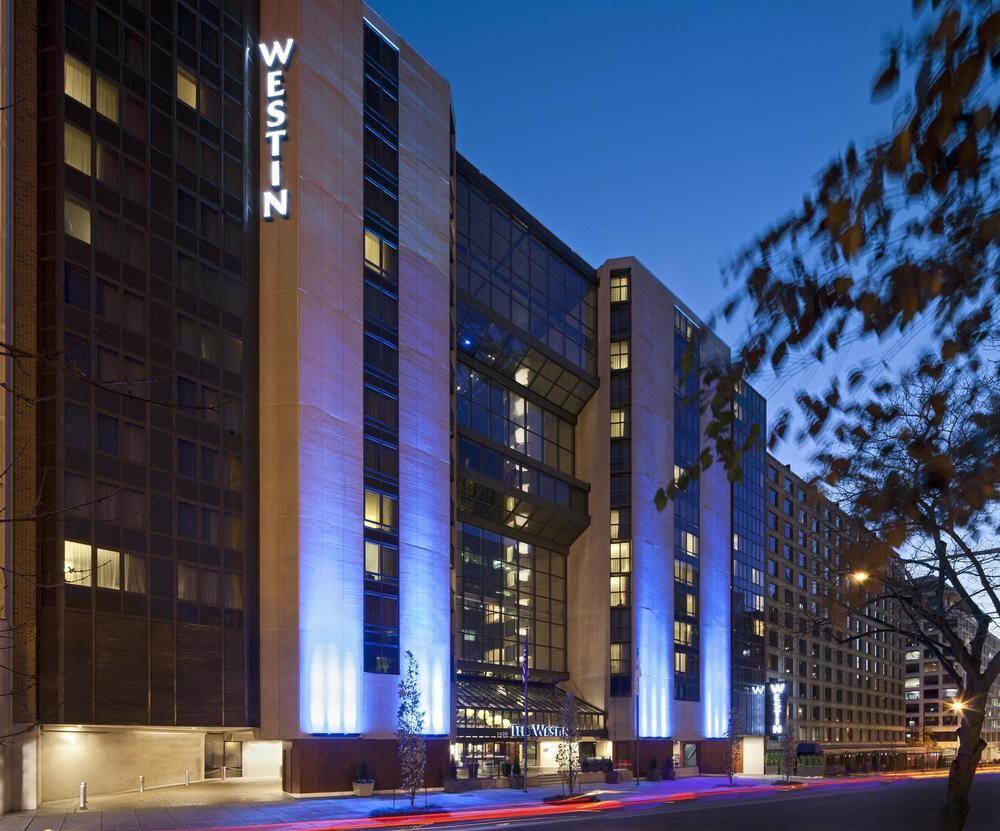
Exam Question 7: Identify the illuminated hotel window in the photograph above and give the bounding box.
[96,548,120,589]
[364,541,399,581]
[610,541,631,572]
[64,198,91,243]
[610,408,627,438]
[177,66,198,109]
[674,559,696,585]
[64,54,91,106]
[678,529,699,557]
[610,273,629,303]
[96,75,119,123]
[610,643,629,675]
[364,489,397,531]
[64,124,91,174]
[674,621,695,646]
[610,576,629,607]
[364,230,397,279]
[64,540,92,587]
[675,651,687,673]
[610,340,629,371]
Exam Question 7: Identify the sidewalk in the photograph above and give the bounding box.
[0,775,790,831]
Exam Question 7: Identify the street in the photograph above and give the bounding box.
[432,774,1000,831]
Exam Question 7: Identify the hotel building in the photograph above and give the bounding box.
[0,0,809,807]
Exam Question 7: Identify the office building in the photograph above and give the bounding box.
[762,458,906,753]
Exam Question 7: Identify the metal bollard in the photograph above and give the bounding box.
[185,769,190,786]
[138,775,145,793]
[221,766,226,781]
[79,781,87,810]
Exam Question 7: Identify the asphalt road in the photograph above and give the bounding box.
[435,773,1000,831]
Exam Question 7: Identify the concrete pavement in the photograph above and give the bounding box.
[0,775,789,830]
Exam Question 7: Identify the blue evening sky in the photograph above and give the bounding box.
[369,0,915,473]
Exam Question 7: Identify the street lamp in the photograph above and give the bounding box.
[850,570,869,584]
[949,699,965,715]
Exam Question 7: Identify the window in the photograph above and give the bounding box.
[64,54,91,106]
[610,408,627,438]
[64,541,92,587]
[224,573,244,609]
[177,502,197,538]
[96,76,118,122]
[364,230,397,278]
[124,554,147,594]
[177,563,198,601]
[64,198,91,243]
[64,124,91,174]
[96,413,118,455]
[610,340,629,371]
[610,272,629,303]
[200,569,219,604]
[364,489,397,531]
[96,144,118,188]
[675,651,687,673]
[96,548,121,589]
[177,66,198,108]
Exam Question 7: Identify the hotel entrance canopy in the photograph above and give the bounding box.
[456,678,606,740]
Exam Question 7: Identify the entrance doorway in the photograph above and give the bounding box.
[205,733,244,779]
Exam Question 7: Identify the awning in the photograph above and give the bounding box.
[457,678,604,716]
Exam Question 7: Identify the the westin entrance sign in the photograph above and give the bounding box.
[509,724,568,738]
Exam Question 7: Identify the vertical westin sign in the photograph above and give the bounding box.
[260,39,295,220]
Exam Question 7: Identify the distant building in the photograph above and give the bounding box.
[903,588,1000,763]
[762,459,907,753]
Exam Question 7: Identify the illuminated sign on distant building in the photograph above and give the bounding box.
[767,680,787,738]
[259,39,295,220]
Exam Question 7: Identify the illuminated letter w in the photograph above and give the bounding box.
[259,39,295,68]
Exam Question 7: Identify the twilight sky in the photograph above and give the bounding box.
[369,0,914,474]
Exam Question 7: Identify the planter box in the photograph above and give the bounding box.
[352,781,374,797]
[508,775,525,789]
[604,770,620,784]
[646,770,662,782]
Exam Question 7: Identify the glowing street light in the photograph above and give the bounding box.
[949,699,966,715]
[850,570,870,584]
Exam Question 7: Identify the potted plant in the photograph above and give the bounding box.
[448,759,458,780]
[663,754,676,780]
[352,760,375,797]
[603,758,619,784]
[466,758,479,779]
[509,757,524,788]
[501,760,512,778]
[646,756,662,782]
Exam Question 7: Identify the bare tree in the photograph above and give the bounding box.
[812,370,1000,830]
[723,708,742,785]
[396,650,426,810]
[555,691,581,796]
[782,711,797,783]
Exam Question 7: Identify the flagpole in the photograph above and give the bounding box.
[522,631,529,793]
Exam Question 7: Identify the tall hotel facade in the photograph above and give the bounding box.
[0,0,836,808]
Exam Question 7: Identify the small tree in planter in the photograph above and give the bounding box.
[396,650,426,811]
[782,715,797,783]
[352,760,375,797]
[555,692,581,795]
[724,709,743,785]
